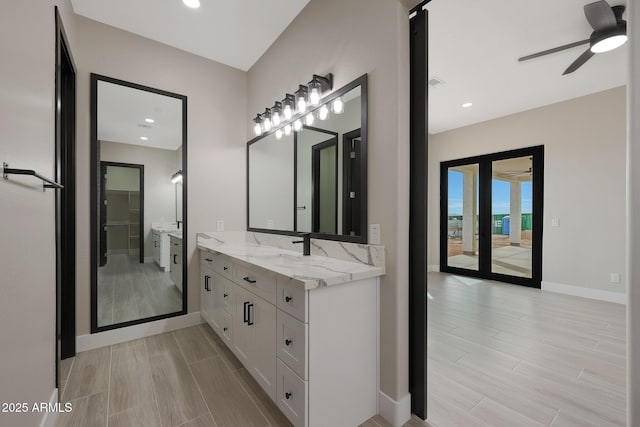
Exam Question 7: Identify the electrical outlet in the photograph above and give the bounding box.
[610,273,621,284]
[267,220,274,229]
[216,220,224,232]
[551,218,560,227]
[370,224,381,245]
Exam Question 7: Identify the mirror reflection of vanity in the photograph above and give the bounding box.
[90,74,187,332]
[248,74,368,243]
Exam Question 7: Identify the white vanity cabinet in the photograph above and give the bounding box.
[199,247,380,427]
[152,229,172,272]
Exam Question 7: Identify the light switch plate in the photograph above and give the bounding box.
[216,220,224,232]
[370,224,381,245]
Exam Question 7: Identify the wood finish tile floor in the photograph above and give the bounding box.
[98,254,182,328]
[57,324,429,427]
[427,272,626,427]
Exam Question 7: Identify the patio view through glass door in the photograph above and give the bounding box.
[441,146,543,287]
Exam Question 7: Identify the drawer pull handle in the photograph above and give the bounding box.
[247,303,254,326]
[204,275,210,291]
[205,258,213,262]
[223,266,229,271]
[223,293,228,298]
[243,301,249,323]
[243,277,257,284]
[285,296,293,303]
[223,327,228,331]
[285,339,292,346]
[173,254,178,264]
[285,392,292,400]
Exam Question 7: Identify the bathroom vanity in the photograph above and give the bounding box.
[197,232,384,427]
[152,222,179,272]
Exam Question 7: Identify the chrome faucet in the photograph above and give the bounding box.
[292,232,311,256]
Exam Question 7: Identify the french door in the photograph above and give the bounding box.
[440,146,544,287]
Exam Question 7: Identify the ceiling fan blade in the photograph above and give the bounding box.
[518,39,589,62]
[562,48,596,75]
[584,0,617,31]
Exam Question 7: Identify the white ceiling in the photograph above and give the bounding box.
[427,0,628,134]
[97,80,183,150]
[71,0,311,71]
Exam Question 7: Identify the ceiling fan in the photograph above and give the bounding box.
[518,0,627,75]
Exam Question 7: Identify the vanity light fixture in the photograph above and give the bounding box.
[140,136,148,141]
[318,104,329,121]
[182,0,200,9]
[171,170,183,184]
[262,108,272,132]
[331,96,344,114]
[295,85,308,114]
[282,94,295,121]
[304,112,315,126]
[145,118,155,123]
[253,114,263,136]
[308,74,333,106]
[284,123,292,136]
[272,102,282,126]
[293,119,303,132]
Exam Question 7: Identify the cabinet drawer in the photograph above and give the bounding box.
[277,310,308,380]
[276,359,308,427]
[277,279,308,323]
[213,256,234,280]
[220,311,232,345]
[235,264,277,305]
[200,250,215,270]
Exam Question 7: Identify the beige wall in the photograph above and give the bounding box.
[0,2,77,426]
[247,0,411,402]
[101,141,179,257]
[74,16,248,335]
[430,87,627,294]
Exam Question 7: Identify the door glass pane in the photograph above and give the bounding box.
[491,156,533,278]
[447,164,479,271]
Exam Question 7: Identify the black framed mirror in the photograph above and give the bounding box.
[247,74,368,243]
[90,74,187,333]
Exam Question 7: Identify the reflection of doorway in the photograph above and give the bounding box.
[312,138,338,234]
[342,128,362,236]
[100,162,144,266]
[440,146,544,287]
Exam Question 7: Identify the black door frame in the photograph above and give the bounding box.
[409,1,429,420]
[54,6,77,387]
[311,137,339,234]
[100,161,145,264]
[439,146,544,288]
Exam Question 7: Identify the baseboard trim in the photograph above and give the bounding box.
[77,312,204,352]
[542,281,626,305]
[144,256,154,263]
[39,389,58,427]
[378,390,411,427]
[427,264,439,273]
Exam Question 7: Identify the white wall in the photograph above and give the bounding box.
[247,0,411,406]
[429,87,627,296]
[74,15,247,335]
[101,141,178,257]
[0,2,77,426]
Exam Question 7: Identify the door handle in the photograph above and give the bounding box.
[247,303,254,326]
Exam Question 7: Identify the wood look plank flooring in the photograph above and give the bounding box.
[58,271,625,427]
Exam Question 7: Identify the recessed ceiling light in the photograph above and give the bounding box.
[462,102,473,108]
[145,118,155,123]
[182,0,200,9]
[140,137,148,141]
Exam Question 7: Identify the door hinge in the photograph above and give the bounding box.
[350,191,356,199]
[350,151,356,159]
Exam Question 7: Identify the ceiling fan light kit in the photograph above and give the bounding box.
[518,0,626,75]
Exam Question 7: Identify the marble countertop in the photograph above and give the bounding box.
[197,233,384,290]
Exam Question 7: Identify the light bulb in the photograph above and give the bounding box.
[318,104,329,120]
[254,123,262,136]
[275,129,283,140]
[263,117,272,132]
[293,119,302,131]
[305,113,314,126]
[309,88,321,106]
[591,34,627,53]
[297,97,307,114]
[284,124,292,135]
[283,104,293,120]
[272,111,281,126]
[332,97,344,114]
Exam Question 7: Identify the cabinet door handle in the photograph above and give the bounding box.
[285,392,292,400]
[243,276,257,284]
[285,339,292,346]
[204,275,210,291]
[205,258,213,262]
[173,254,177,264]
[285,295,293,303]
[243,301,249,323]
[223,266,229,271]
[223,293,228,298]
[247,303,254,326]
[223,327,228,332]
